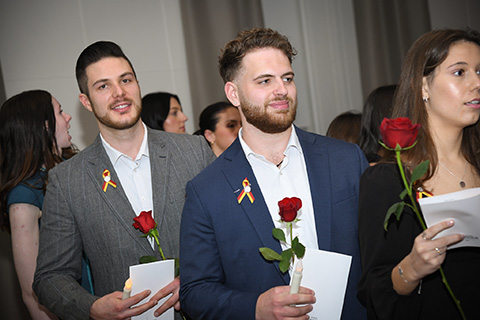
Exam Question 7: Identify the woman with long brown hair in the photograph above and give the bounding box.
[0,90,76,319]
[358,29,480,319]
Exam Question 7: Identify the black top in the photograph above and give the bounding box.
[358,163,480,320]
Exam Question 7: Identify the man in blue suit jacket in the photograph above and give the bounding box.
[180,27,368,319]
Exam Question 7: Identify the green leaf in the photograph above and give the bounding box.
[279,250,294,273]
[384,202,405,231]
[399,188,408,200]
[281,248,293,262]
[293,240,306,259]
[139,255,158,264]
[393,202,405,221]
[292,236,298,247]
[259,247,282,261]
[272,228,286,242]
[394,206,403,221]
[279,257,291,273]
[411,160,430,183]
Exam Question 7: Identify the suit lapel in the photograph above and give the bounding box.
[148,130,168,232]
[85,136,154,256]
[223,140,290,285]
[296,128,332,250]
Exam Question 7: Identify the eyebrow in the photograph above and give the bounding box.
[91,72,135,88]
[447,61,468,68]
[252,71,295,81]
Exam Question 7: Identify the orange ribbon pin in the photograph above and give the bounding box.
[237,178,255,204]
[102,169,117,192]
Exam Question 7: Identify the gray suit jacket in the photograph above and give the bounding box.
[33,128,215,320]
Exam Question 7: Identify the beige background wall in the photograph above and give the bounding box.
[0,0,192,150]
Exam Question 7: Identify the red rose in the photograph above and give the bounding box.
[380,117,421,149]
[133,210,156,234]
[278,197,302,222]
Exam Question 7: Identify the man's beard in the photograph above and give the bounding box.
[239,95,297,134]
[91,99,141,130]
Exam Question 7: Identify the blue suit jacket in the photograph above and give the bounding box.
[180,128,368,319]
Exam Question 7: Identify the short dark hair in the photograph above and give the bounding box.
[219,27,297,83]
[75,41,136,95]
[141,92,180,130]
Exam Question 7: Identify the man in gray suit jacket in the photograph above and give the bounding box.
[33,41,215,320]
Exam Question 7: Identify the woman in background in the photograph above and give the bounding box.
[358,29,480,319]
[359,85,397,164]
[141,91,188,133]
[326,110,362,144]
[0,90,75,319]
[194,101,241,156]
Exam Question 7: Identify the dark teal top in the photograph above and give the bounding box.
[7,169,94,294]
[7,170,46,211]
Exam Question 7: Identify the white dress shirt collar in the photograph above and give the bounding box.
[100,122,150,165]
[238,125,303,161]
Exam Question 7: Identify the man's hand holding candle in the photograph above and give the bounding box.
[255,286,316,319]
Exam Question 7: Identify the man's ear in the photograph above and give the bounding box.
[79,93,93,112]
[225,81,240,107]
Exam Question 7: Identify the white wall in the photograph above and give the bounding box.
[0,0,193,150]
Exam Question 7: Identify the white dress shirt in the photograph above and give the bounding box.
[101,123,154,247]
[239,126,319,266]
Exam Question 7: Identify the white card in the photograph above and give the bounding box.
[129,259,174,320]
[419,187,480,249]
[299,248,352,320]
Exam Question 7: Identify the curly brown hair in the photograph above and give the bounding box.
[219,27,297,83]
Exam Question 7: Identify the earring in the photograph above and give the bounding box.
[423,96,429,103]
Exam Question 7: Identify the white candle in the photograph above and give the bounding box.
[289,260,303,294]
[122,278,132,300]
